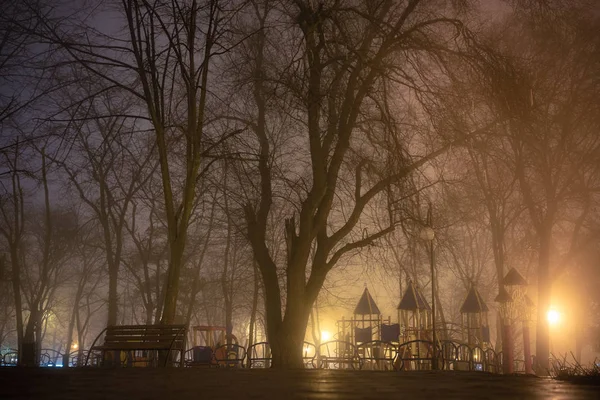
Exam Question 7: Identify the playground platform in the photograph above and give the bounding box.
[0,367,597,399]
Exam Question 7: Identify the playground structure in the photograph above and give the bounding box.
[2,270,544,374]
[397,281,432,342]
[460,285,490,347]
[331,284,498,371]
[336,288,399,344]
[337,285,492,350]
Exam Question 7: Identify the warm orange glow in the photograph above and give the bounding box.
[547,309,560,325]
[320,330,332,342]
[72,343,79,350]
[303,345,314,356]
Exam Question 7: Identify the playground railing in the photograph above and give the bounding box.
[302,341,317,368]
[356,340,397,371]
[2,350,18,366]
[318,340,361,370]
[439,340,458,370]
[484,348,499,373]
[39,348,64,367]
[214,343,246,368]
[496,351,504,372]
[471,346,485,372]
[455,343,472,371]
[185,346,215,367]
[395,340,435,371]
[247,341,271,368]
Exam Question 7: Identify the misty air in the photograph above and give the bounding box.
[0,0,599,399]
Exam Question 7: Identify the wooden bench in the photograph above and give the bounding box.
[86,324,187,367]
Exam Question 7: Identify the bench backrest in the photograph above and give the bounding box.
[103,324,187,350]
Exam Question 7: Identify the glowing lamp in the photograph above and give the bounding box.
[320,330,332,342]
[547,309,560,325]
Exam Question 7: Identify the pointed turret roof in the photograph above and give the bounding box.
[494,287,512,303]
[415,287,431,311]
[503,268,527,286]
[460,286,489,314]
[523,294,535,308]
[354,288,381,315]
[397,281,431,311]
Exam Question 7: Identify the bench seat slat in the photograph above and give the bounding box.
[100,340,185,347]
[105,330,185,335]
[106,324,186,330]
[105,335,184,341]
[93,343,180,351]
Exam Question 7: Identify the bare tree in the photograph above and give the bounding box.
[0,141,26,360]
[481,3,600,372]
[33,0,240,324]
[228,0,484,367]
[51,86,154,326]
[62,228,104,367]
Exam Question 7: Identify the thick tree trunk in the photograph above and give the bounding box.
[248,261,260,347]
[161,239,185,324]
[270,311,310,369]
[76,309,86,366]
[64,315,76,367]
[107,263,119,326]
[64,281,83,367]
[35,313,43,365]
[21,308,38,366]
[10,247,24,362]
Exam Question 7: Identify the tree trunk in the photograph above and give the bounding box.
[35,312,43,365]
[64,278,84,367]
[107,262,119,326]
[535,227,552,374]
[64,306,77,367]
[161,239,185,324]
[270,308,311,369]
[10,246,24,362]
[21,308,38,366]
[222,184,235,345]
[247,261,260,361]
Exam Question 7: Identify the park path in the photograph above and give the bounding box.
[1,367,598,399]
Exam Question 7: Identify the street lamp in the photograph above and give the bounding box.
[420,205,437,370]
[547,309,560,326]
[547,308,561,357]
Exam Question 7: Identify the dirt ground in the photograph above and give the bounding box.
[1,367,599,399]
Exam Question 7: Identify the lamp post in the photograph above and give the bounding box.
[420,205,437,370]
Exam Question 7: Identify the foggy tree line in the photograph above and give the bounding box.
[0,0,599,370]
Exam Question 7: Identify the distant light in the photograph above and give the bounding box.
[547,309,560,325]
[303,345,314,357]
[321,330,332,342]
[72,343,79,350]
